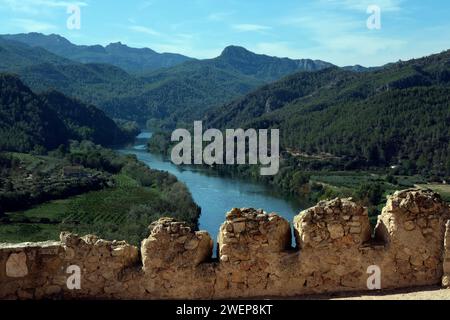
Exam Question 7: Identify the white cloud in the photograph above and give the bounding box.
[207,12,232,21]
[11,18,56,32]
[281,13,362,33]
[324,34,406,56]
[0,0,87,15]
[319,0,403,12]
[232,24,271,32]
[128,25,161,37]
[138,1,153,10]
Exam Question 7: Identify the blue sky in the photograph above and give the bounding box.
[0,0,449,66]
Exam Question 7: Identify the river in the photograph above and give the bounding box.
[118,132,303,244]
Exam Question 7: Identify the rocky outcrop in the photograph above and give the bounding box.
[0,189,449,300]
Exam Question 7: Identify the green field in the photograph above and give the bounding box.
[310,172,425,190]
[0,181,163,244]
[417,184,450,202]
[0,158,200,245]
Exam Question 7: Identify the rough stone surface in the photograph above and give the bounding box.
[6,252,28,278]
[215,208,291,298]
[0,189,449,300]
[294,197,372,249]
[375,189,450,287]
[142,218,213,270]
[443,220,450,287]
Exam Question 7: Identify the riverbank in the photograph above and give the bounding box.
[146,130,437,226]
[119,131,303,245]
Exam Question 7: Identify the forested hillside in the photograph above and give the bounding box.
[0,37,71,70]
[0,74,133,153]
[41,90,137,145]
[136,45,333,127]
[0,74,69,152]
[0,37,148,116]
[206,50,450,176]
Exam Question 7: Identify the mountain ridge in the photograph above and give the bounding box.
[1,32,193,73]
[0,34,336,126]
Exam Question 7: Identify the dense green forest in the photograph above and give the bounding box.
[0,73,69,152]
[206,50,450,177]
[0,73,135,153]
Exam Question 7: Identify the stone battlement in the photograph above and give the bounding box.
[1,189,450,300]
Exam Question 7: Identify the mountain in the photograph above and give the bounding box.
[133,45,334,127]
[0,73,132,152]
[0,36,334,127]
[0,37,149,117]
[1,33,193,73]
[206,50,450,175]
[13,61,146,109]
[0,37,71,70]
[214,45,332,81]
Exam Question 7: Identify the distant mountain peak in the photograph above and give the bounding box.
[107,41,127,48]
[220,45,255,58]
[106,41,157,54]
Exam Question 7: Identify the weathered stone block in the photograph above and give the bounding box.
[6,252,28,278]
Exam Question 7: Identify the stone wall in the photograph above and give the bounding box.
[1,189,449,300]
[442,221,450,287]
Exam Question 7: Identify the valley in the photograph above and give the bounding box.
[119,132,301,248]
[0,32,449,247]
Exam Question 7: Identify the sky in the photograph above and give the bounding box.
[0,0,449,66]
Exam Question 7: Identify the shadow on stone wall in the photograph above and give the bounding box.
[1,189,449,300]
